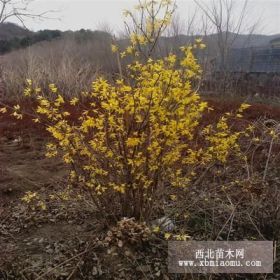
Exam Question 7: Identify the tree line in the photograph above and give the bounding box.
[0,29,62,54]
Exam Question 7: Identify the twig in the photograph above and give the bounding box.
[35,249,88,280]
[263,137,274,182]
[66,245,89,280]
[246,212,265,240]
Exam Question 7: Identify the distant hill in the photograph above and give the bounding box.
[0,23,62,54]
[0,22,33,40]
[204,32,280,48]
[0,22,279,57]
[159,32,280,49]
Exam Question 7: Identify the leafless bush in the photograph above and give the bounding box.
[1,33,118,99]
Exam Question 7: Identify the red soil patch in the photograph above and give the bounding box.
[207,99,280,121]
[1,98,280,137]
[0,99,84,137]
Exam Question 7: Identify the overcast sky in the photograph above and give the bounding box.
[12,0,280,35]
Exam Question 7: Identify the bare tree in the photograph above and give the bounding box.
[193,0,260,94]
[194,0,247,63]
[166,13,185,37]
[97,21,114,36]
[0,0,51,27]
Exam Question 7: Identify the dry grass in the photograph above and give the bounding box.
[1,34,118,99]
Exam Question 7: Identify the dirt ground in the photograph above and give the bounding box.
[0,117,68,273]
[0,111,122,279]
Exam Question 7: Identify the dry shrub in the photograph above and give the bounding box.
[1,32,117,99]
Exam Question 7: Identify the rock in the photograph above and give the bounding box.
[152,216,175,231]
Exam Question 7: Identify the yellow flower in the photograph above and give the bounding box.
[12,111,23,120]
[24,88,31,96]
[111,44,118,53]
[153,226,160,233]
[62,111,70,117]
[70,97,79,106]
[49,84,58,93]
[35,88,41,94]
[164,232,172,240]
[13,104,20,111]
[199,43,206,49]
[37,201,47,210]
[21,191,38,203]
[126,137,140,147]
[126,46,134,54]
[54,95,64,106]
[174,234,191,241]
[0,107,7,113]
[240,103,251,110]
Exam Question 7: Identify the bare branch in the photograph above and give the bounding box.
[193,0,261,94]
[0,0,55,27]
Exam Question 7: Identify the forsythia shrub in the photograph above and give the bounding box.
[17,46,247,220]
[2,0,249,221]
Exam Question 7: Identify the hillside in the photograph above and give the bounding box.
[0,21,279,56]
[160,32,280,49]
[0,23,62,54]
[0,22,32,40]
